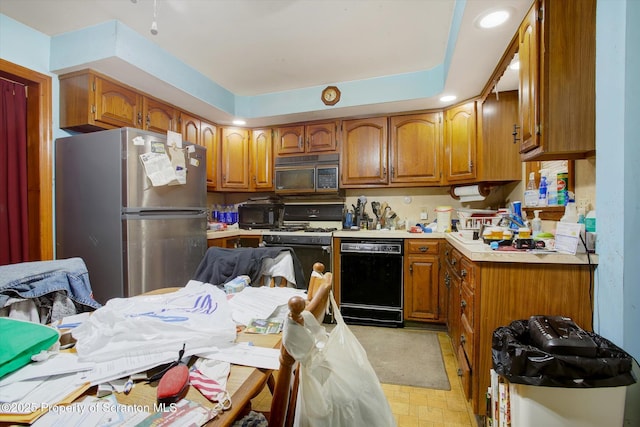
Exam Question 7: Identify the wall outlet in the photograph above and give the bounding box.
[577,198,590,212]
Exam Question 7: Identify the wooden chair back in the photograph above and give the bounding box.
[268,263,332,427]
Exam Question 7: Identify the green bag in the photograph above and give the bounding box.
[0,318,60,378]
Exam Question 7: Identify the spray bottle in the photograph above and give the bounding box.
[537,170,548,207]
[531,210,542,237]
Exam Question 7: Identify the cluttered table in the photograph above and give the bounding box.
[0,285,295,427]
[111,331,280,426]
[97,287,282,426]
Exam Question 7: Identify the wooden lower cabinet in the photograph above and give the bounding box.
[403,240,443,322]
[443,242,594,416]
[207,235,261,249]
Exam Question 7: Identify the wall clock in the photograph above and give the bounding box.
[321,86,341,106]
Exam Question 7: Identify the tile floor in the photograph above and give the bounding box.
[250,331,478,426]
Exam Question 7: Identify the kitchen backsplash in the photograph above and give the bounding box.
[206,158,596,228]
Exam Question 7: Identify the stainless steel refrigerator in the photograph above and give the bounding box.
[55,128,208,304]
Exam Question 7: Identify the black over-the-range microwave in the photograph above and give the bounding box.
[274,153,339,194]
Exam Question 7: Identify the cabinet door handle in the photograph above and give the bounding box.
[512,124,520,144]
[298,136,303,149]
[461,269,467,277]
[460,299,467,309]
[444,273,450,289]
[460,334,466,345]
[145,114,150,128]
[451,258,457,266]
[137,111,143,126]
[419,246,429,252]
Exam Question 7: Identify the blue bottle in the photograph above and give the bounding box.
[538,176,548,207]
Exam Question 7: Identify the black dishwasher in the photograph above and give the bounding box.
[339,239,403,327]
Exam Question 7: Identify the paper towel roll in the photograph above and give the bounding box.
[452,185,487,202]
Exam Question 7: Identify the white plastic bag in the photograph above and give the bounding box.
[283,292,396,427]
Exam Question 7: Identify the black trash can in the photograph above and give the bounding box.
[490,317,636,427]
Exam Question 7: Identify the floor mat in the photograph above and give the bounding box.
[326,324,451,390]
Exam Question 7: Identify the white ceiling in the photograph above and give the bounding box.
[0,0,528,126]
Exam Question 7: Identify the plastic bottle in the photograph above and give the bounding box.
[547,172,558,206]
[560,201,579,223]
[585,210,596,232]
[531,210,542,237]
[537,174,548,207]
[578,207,586,224]
[524,172,538,207]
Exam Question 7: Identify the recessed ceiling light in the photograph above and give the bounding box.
[440,95,457,102]
[233,119,246,126]
[479,10,510,29]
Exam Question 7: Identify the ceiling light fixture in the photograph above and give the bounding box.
[233,119,246,126]
[150,0,158,35]
[440,95,457,103]
[478,10,510,29]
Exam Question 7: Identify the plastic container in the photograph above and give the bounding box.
[531,210,542,237]
[524,172,538,207]
[585,210,596,232]
[557,172,569,206]
[561,202,579,223]
[508,382,627,427]
[434,206,453,233]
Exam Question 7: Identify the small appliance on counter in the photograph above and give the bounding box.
[237,197,284,229]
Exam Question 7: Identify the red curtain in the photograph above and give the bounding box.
[0,78,29,265]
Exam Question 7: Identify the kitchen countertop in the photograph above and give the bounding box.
[206,228,598,265]
[445,232,598,265]
[332,229,445,239]
[206,228,263,239]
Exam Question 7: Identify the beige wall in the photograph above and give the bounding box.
[206,158,596,228]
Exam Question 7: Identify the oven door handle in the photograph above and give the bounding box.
[264,242,331,254]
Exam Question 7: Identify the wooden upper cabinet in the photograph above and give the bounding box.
[250,128,274,191]
[518,3,538,154]
[143,97,177,133]
[275,120,338,156]
[179,111,217,188]
[60,70,142,132]
[93,77,141,129]
[275,125,304,155]
[219,127,250,190]
[517,0,596,160]
[340,117,388,186]
[443,102,477,183]
[306,121,338,153]
[60,69,174,134]
[476,91,521,182]
[390,112,442,185]
[180,112,200,144]
[200,121,217,188]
